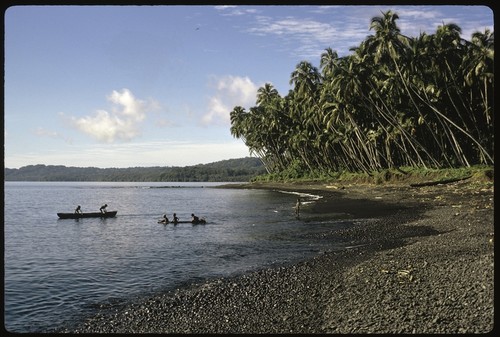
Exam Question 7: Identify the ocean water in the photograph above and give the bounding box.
[4,181,355,332]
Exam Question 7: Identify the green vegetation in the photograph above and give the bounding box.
[251,165,494,186]
[4,157,266,182]
[230,11,494,179]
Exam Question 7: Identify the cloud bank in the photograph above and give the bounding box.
[70,89,156,143]
[202,75,260,125]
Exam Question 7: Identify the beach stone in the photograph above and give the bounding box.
[60,180,494,334]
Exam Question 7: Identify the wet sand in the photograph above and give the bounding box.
[62,179,494,333]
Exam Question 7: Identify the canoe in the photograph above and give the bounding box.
[158,219,206,224]
[57,211,118,219]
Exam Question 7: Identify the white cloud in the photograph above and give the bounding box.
[244,6,492,59]
[202,75,260,125]
[107,89,147,120]
[34,127,73,144]
[248,15,348,59]
[35,127,59,138]
[69,89,157,143]
[215,6,258,16]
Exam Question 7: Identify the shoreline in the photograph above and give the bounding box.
[62,179,494,333]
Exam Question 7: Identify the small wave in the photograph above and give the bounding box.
[276,190,323,201]
[148,186,206,189]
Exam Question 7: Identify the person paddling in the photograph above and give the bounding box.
[191,213,206,224]
[159,214,169,224]
[100,204,108,214]
[75,205,82,214]
[172,213,179,224]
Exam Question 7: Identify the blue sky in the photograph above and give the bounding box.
[4,5,493,168]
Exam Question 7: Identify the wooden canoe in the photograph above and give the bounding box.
[57,211,118,219]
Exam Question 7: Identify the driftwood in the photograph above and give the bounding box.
[409,175,472,187]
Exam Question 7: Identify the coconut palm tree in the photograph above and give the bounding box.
[229,10,493,178]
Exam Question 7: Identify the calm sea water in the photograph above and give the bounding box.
[4,181,355,332]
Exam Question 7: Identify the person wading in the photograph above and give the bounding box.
[295,198,301,219]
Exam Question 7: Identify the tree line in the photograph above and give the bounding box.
[230,11,494,178]
[4,157,266,182]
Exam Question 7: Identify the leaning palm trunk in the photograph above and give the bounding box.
[347,113,383,170]
[363,85,436,168]
[388,50,492,166]
[412,87,494,165]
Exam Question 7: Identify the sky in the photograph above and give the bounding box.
[3,4,494,168]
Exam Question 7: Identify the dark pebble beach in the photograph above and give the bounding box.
[61,179,494,334]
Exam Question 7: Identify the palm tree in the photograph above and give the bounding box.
[229,106,247,141]
[228,10,493,178]
[320,47,340,78]
[290,61,321,104]
[465,29,494,127]
[463,29,494,163]
[256,83,280,107]
[366,10,409,65]
[411,23,493,166]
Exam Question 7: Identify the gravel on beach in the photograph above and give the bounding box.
[62,179,494,334]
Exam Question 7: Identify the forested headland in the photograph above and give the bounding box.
[230,11,494,180]
[4,157,266,182]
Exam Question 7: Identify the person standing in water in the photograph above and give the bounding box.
[295,198,301,218]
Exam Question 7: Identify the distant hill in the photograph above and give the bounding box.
[4,157,266,182]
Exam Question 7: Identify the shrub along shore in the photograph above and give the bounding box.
[62,176,494,333]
